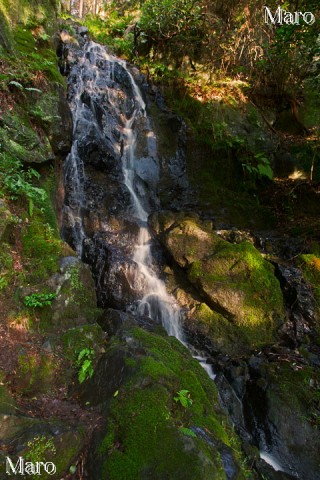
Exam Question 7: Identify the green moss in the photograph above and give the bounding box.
[188,240,284,350]
[0,242,13,290]
[16,351,59,395]
[50,430,85,478]
[0,0,58,37]
[298,254,320,305]
[163,218,226,268]
[61,324,105,362]
[192,303,248,355]
[265,361,320,428]
[0,110,53,164]
[21,209,62,282]
[22,430,85,480]
[96,326,251,479]
[14,26,37,54]
[40,169,60,233]
[100,385,225,480]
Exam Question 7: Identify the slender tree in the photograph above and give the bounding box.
[79,0,84,17]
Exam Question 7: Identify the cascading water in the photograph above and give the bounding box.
[63,40,183,341]
[119,53,183,340]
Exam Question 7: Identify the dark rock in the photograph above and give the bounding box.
[97,308,135,335]
[77,26,88,36]
[215,372,250,442]
[275,263,317,345]
[82,235,145,309]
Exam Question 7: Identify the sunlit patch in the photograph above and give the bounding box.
[8,313,31,332]
[288,169,307,180]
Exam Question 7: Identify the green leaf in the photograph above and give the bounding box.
[179,427,197,438]
[77,348,91,362]
[257,163,273,180]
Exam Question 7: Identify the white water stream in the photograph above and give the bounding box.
[118,53,184,340]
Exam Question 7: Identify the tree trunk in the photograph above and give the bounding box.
[94,0,97,14]
[79,0,84,18]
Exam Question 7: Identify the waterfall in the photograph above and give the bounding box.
[63,41,184,341]
[119,51,183,340]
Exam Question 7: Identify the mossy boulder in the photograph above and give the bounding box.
[0,109,54,164]
[151,212,285,352]
[0,412,85,479]
[188,240,284,346]
[40,258,102,331]
[83,320,254,479]
[14,350,60,396]
[150,211,221,268]
[0,0,59,49]
[30,86,72,155]
[61,323,105,362]
[21,212,64,283]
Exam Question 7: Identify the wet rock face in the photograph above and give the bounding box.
[82,234,142,309]
[61,35,191,308]
[216,348,320,480]
[275,263,318,346]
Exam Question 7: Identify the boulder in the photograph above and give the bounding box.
[151,212,285,353]
[35,257,102,331]
[80,321,254,479]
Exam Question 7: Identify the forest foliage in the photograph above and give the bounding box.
[68,0,320,97]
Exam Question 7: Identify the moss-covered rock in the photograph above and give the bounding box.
[0,109,54,164]
[84,321,254,479]
[151,212,285,352]
[21,211,63,283]
[0,415,85,479]
[48,259,102,329]
[188,240,284,346]
[25,258,103,332]
[14,350,60,395]
[0,0,59,49]
[61,323,105,362]
[297,254,320,341]
[150,211,222,268]
[30,86,72,155]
